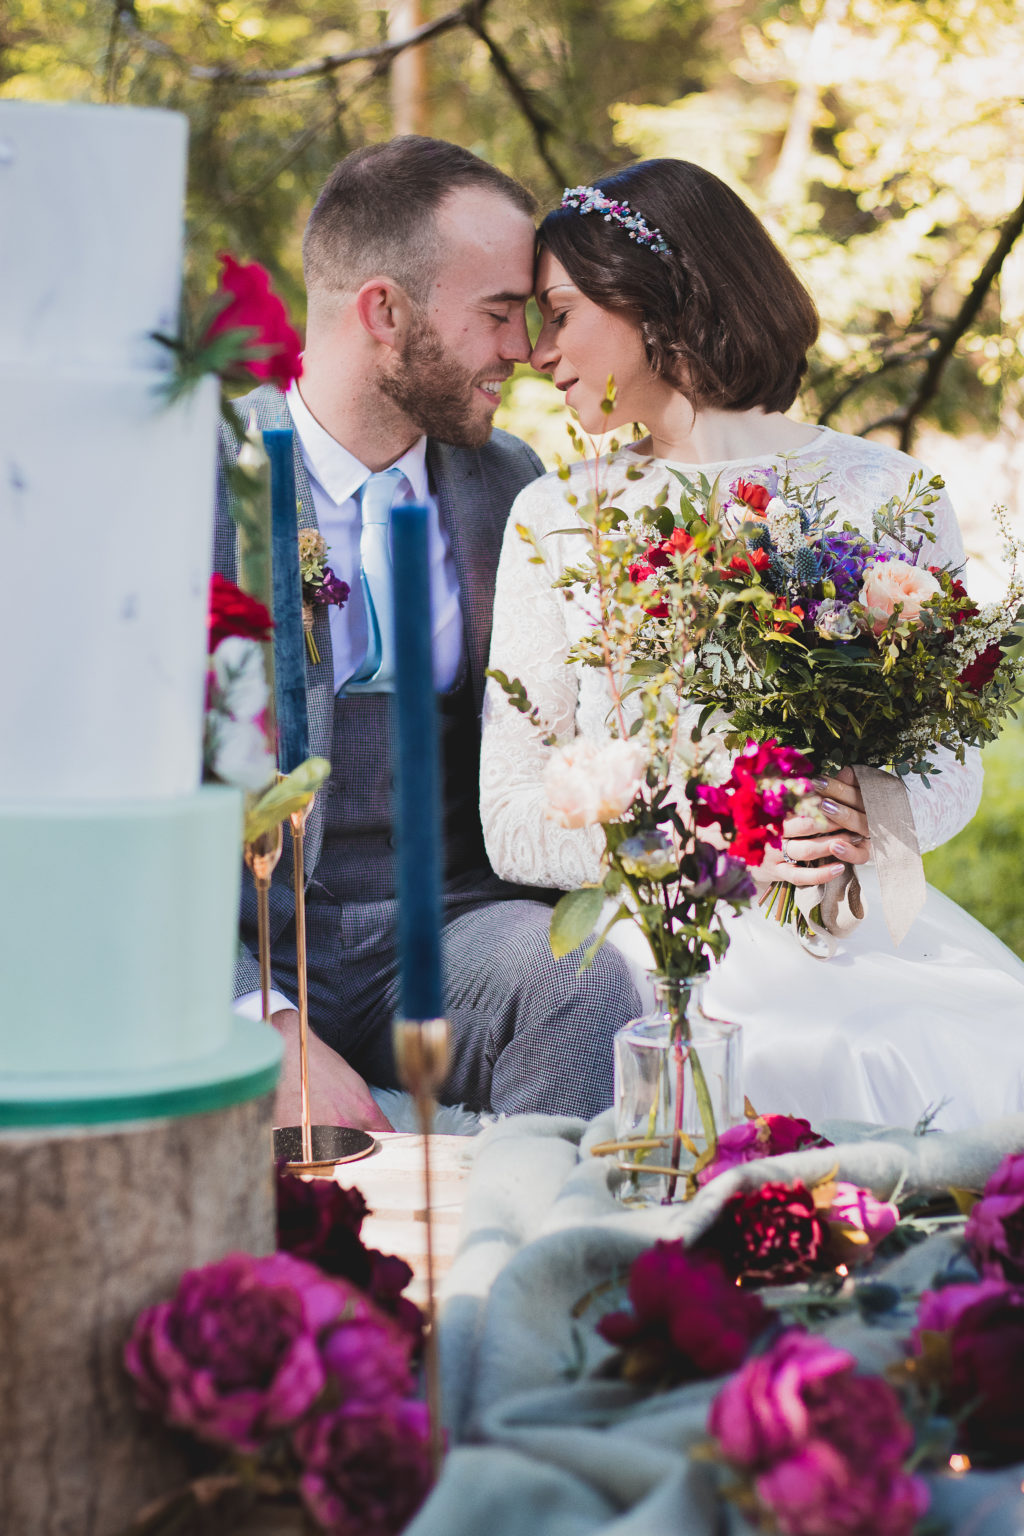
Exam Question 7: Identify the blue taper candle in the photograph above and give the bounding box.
[263,428,310,773]
[391,503,444,1020]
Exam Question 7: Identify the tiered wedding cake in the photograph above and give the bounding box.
[0,101,280,1120]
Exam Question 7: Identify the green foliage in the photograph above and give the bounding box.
[924,715,1024,959]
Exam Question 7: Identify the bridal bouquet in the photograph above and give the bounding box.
[622,460,1024,941]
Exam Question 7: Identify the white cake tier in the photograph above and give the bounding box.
[0,101,187,373]
[0,369,219,801]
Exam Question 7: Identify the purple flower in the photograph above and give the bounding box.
[818,532,871,602]
[314,566,350,608]
[319,1312,415,1410]
[597,1241,767,1384]
[965,1151,1024,1282]
[295,1400,433,1536]
[688,842,756,902]
[124,1252,369,1452]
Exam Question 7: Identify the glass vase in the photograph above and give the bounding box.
[613,976,742,1205]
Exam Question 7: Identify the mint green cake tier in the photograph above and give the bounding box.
[0,785,281,1121]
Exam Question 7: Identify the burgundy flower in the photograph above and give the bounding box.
[705,1181,824,1282]
[698,1115,831,1187]
[209,572,273,653]
[597,1241,767,1384]
[966,1152,1024,1281]
[958,642,1003,694]
[710,1328,926,1536]
[947,1286,1024,1462]
[276,1165,373,1288]
[910,1279,1011,1354]
[204,253,303,390]
[294,1400,433,1536]
[124,1252,365,1452]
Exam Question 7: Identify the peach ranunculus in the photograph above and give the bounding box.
[859,560,941,636]
[544,738,648,828]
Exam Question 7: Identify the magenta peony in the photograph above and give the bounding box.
[909,1279,1011,1352]
[947,1285,1024,1462]
[697,1115,830,1187]
[597,1241,767,1384]
[295,1400,433,1536]
[124,1251,372,1451]
[319,1313,414,1411]
[706,1181,824,1282]
[710,1328,926,1536]
[965,1151,1024,1282]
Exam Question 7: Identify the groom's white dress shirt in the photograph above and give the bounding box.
[235,383,467,1023]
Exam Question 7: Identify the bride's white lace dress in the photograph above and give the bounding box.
[480,426,1024,1131]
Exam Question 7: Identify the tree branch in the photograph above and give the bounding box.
[464,1,569,189]
[122,0,492,85]
[859,189,1024,449]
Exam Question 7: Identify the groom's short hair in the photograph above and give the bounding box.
[304,136,535,306]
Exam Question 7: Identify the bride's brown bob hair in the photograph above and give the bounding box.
[538,159,819,413]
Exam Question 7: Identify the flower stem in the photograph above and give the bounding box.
[305,631,321,665]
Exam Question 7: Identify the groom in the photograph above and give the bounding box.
[217,137,641,1130]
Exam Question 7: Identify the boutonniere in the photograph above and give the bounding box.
[298,529,350,664]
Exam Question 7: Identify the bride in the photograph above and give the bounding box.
[480,158,1024,1133]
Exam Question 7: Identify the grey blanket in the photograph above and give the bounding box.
[406,1109,1024,1536]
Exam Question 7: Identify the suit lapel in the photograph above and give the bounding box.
[429,440,505,718]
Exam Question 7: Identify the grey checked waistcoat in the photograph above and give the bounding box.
[214,385,548,986]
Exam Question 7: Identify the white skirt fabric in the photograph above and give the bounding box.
[607,868,1024,1133]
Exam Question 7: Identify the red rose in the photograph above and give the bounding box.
[205,253,303,391]
[704,1181,825,1283]
[958,642,1003,693]
[732,478,772,514]
[209,573,274,652]
[728,547,770,576]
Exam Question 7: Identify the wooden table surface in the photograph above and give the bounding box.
[333,1132,477,1306]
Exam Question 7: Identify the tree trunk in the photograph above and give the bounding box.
[0,1095,276,1536]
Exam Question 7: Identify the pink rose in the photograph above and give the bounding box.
[965,1151,1024,1281]
[824,1182,899,1265]
[859,560,941,635]
[697,1114,830,1186]
[544,737,647,827]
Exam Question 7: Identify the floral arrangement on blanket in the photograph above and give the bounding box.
[590,1116,1024,1536]
[121,1166,431,1535]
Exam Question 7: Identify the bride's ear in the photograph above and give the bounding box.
[355,277,414,352]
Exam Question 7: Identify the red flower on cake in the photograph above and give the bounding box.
[205,254,303,390]
[209,573,274,653]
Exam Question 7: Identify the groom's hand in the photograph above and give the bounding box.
[270,1009,393,1133]
[760,767,872,886]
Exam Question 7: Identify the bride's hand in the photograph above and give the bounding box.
[760,767,872,886]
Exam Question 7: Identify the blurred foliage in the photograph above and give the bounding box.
[4,0,1023,451]
[924,714,1024,960]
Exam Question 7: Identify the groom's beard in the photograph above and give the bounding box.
[379,311,506,449]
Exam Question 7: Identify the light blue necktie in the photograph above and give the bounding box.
[345,466,404,694]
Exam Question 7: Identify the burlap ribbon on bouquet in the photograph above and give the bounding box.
[793,763,927,960]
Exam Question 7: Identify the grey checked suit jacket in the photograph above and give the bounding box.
[215,384,545,991]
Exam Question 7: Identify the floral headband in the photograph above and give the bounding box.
[560,184,671,254]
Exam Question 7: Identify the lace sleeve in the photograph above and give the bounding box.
[900,469,983,851]
[480,478,605,888]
